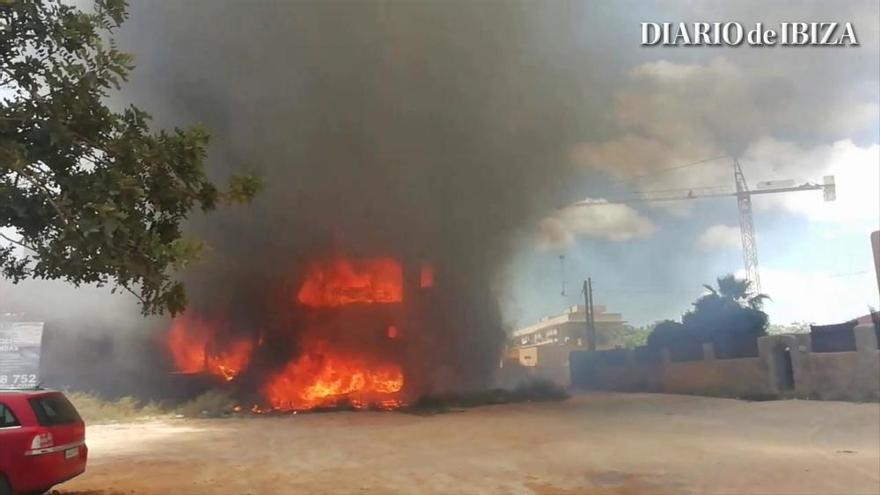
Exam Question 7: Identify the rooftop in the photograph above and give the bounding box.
[512,304,625,337]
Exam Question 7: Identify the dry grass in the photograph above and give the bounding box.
[66,392,168,424]
[66,381,568,423]
[176,389,237,418]
[67,390,241,422]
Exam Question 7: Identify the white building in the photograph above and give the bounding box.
[511,304,626,350]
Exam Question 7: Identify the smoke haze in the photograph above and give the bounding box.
[2,1,877,394]
[104,0,598,392]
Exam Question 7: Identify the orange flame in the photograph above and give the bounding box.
[207,339,254,381]
[420,263,434,288]
[167,316,210,374]
[166,255,419,411]
[166,313,253,381]
[264,341,404,410]
[297,257,403,307]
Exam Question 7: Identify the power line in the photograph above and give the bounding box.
[600,289,696,295]
[607,155,730,184]
[824,270,870,279]
[571,160,836,293]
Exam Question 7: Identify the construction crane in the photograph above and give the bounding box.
[571,158,837,293]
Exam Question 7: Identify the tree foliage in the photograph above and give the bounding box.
[0,0,258,315]
[602,323,651,349]
[647,275,770,350]
[645,319,686,349]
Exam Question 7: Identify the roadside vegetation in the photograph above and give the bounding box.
[175,390,237,418]
[67,390,237,423]
[66,381,569,422]
[66,392,168,424]
[768,322,811,334]
[601,324,651,348]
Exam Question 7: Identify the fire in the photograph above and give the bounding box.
[207,339,254,381]
[266,255,410,409]
[166,313,253,382]
[165,255,421,411]
[420,263,434,288]
[167,316,210,374]
[264,341,404,410]
[297,257,403,307]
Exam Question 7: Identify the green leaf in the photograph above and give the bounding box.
[0,0,260,316]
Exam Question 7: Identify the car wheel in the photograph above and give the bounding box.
[0,475,11,495]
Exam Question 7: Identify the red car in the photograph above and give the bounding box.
[0,390,87,495]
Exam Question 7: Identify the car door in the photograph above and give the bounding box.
[0,401,30,484]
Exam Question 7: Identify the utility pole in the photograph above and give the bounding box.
[583,278,596,351]
[559,254,567,296]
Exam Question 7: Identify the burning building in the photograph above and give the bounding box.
[164,256,446,410]
[22,0,597,409]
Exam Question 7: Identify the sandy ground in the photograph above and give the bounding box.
[57,392,880,495]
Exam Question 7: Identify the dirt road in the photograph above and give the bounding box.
[58,393,879,495]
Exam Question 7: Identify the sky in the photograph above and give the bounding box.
[500,1,880,329]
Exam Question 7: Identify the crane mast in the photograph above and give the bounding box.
[733,159,760,292]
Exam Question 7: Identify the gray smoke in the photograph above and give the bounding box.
[7,1,876,396]
[110,0,589,393]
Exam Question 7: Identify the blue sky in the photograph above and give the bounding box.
[503,175,879,328]
[499,1,880,329]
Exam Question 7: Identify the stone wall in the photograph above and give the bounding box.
[570,324,880,401]
[792,327,880,400]
[663,356,772,397]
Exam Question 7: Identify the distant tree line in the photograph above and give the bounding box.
[600,324,650,349]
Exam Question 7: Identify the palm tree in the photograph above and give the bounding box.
[647,274,771,355]
[703,274,770,310]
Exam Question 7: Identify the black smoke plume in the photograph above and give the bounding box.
[56,1,590,397]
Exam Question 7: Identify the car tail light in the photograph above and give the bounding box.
[27,431,54,454]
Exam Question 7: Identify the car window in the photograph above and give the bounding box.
[29,394,81,426]
[0,403,20,428]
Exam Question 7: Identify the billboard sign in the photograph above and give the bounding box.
[0,321,44,389]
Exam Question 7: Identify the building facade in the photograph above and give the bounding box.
[501,305,626,386]
[511,304,626,350]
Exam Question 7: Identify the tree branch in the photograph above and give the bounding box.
[0,231,36,252]
[119,281,147,305]
[14,166,71,226]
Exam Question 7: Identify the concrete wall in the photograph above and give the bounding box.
[570,324,880,401]
[515,344,576,368]
[663,356,772,397]
[793,326,880,400]
[493,345,580,389]
[495,358,571,389]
